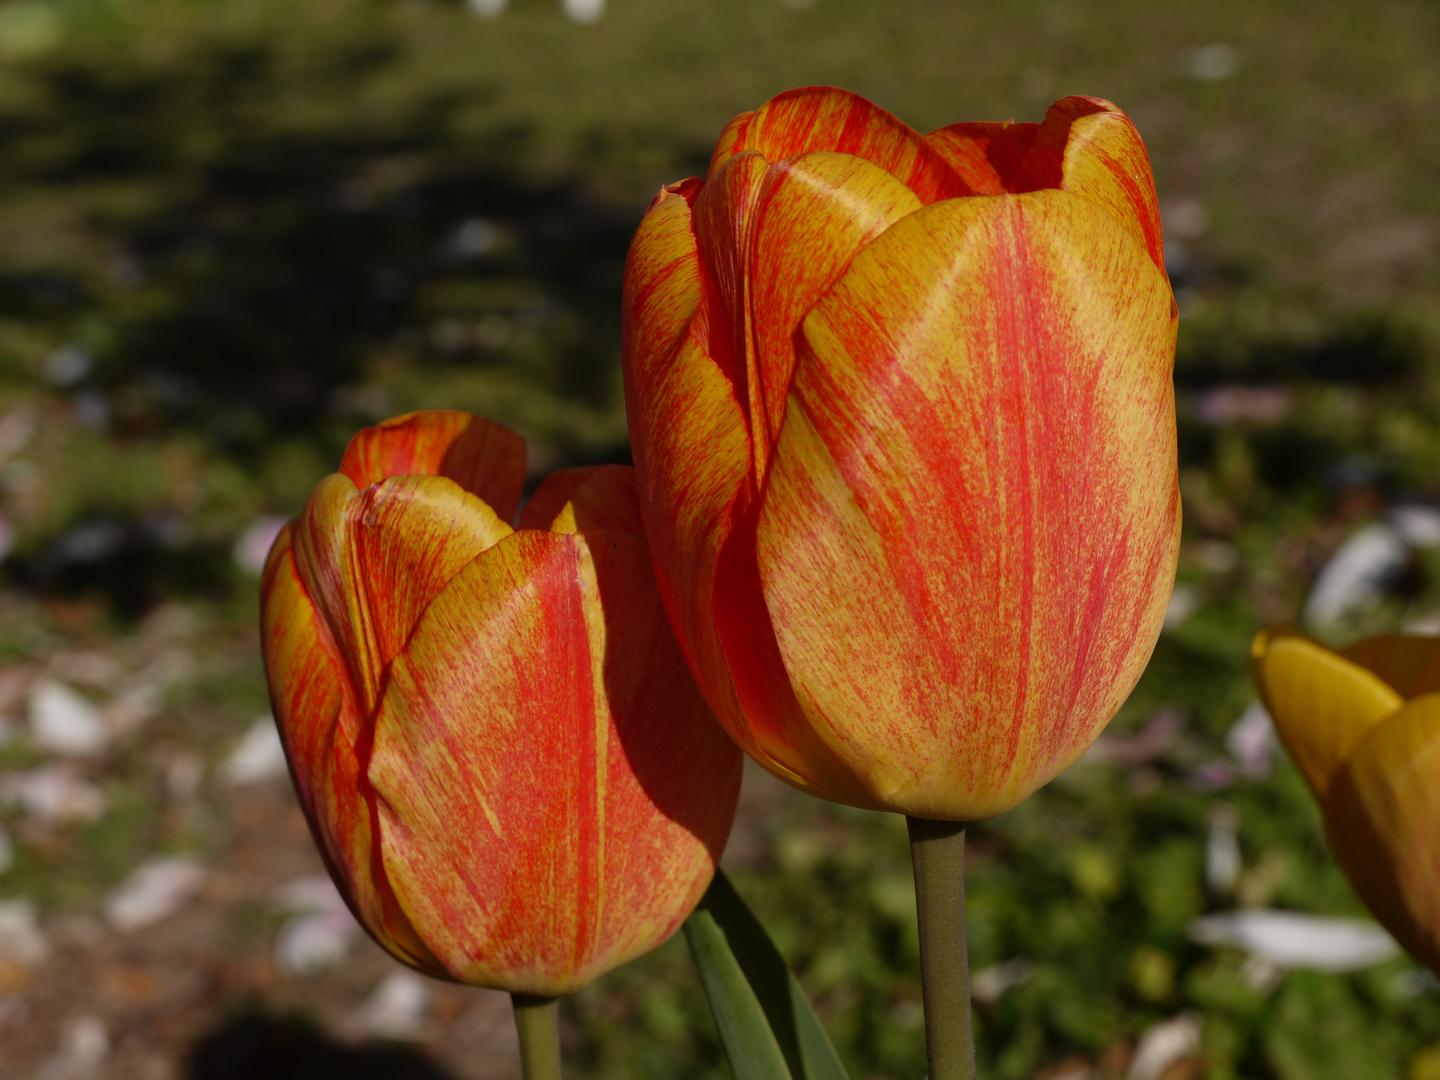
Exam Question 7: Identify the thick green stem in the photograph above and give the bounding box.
[511,994,562,1080]
[906,816,975,1080]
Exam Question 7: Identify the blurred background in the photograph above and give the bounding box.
[0,0,1437,1077]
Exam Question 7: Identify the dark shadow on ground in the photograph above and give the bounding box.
[187,1013,458,1080]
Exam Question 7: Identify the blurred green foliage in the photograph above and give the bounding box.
[1,0,1439,1077]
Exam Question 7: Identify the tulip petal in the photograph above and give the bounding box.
[622,180,865,805]
[291,473,511,715]
[623,181,707,407]
[756,189,1179,819]
[927,99,1164,274]
[1252,626,1404,799]
[709,85,971,204]
[519,467,598,531]
[340,410,527,523]
[1325,694,1440,974]
[746,152,922,461]
[1341,633,1440,700]
[693,150,771,424]
[349,475,513,673]
[923,122,1030,196]
[548,464,647,537]
[260,525,444,975]
[622,192,761,750]
[1056,106,1166,274]
[291,474,383,713]
[368,529,739,994]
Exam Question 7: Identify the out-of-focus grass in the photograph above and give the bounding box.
[0,0,1439,1077]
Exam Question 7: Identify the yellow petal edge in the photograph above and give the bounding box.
[1251,625,1403,799]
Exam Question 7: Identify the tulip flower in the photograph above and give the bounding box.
[1252,625,1440,975]
[622,86,1179,823]
[259,410,743,1018]
[623,86,1179,1079]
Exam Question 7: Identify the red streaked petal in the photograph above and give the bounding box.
[350,475,513,669]
[519,467,600,531]
[260,524,444,974]
[626,329,753,731]
[622,185,707,407]
[521,465,646,537]
[621,178,857,804]
[1056,105,1166,274]
[1005,96,1114,192]
[708,86,971,204]
[548,465,647,537]
[693,149,771,433]
[928,98,1163,270]
[757,189,1179,819]
[924,122,1033,195]
[339,411,526,522]
[290,472,510,714]
[290,473,381,715]
[368,529,739,993]
[746,151,922,461]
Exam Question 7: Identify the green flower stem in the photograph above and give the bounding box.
[511,993,562,1080]
[906,817,976,1080]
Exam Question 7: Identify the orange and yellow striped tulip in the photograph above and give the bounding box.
[622,86,1180,820]
[1253,626,1440,974]
[260,410,742,995]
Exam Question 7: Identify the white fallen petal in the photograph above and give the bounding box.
[1226,701,1277,778]
[37,1015,108,1080]
[562,0,604,22]
[276,909,361,975]
[1304,524,1408,629]
[1206,804,1242,895]
[104,857,205,932]
[1188,43,1239,81]
[1391,505,1440,547]
[0,767,106,825]
[1404,612,1440,634]
[273,874,361,975]
[1188,909,1399,971]
[1128,1013,1201,1080]
[28,681,107,756]
[0,899,49,966]
[349,969,432,1040]
[233,516,288,577]
[971,958,1032,1004]
[274,874,345,913]
[221,718,288,786]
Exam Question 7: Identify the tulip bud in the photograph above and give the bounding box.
[622,86,1179,820]
[1253,626,1440,975]
[260,410,742,995]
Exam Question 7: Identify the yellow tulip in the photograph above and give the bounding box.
[1252,625,1440,974]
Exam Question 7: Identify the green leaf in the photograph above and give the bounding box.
[684,869,850,1080]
